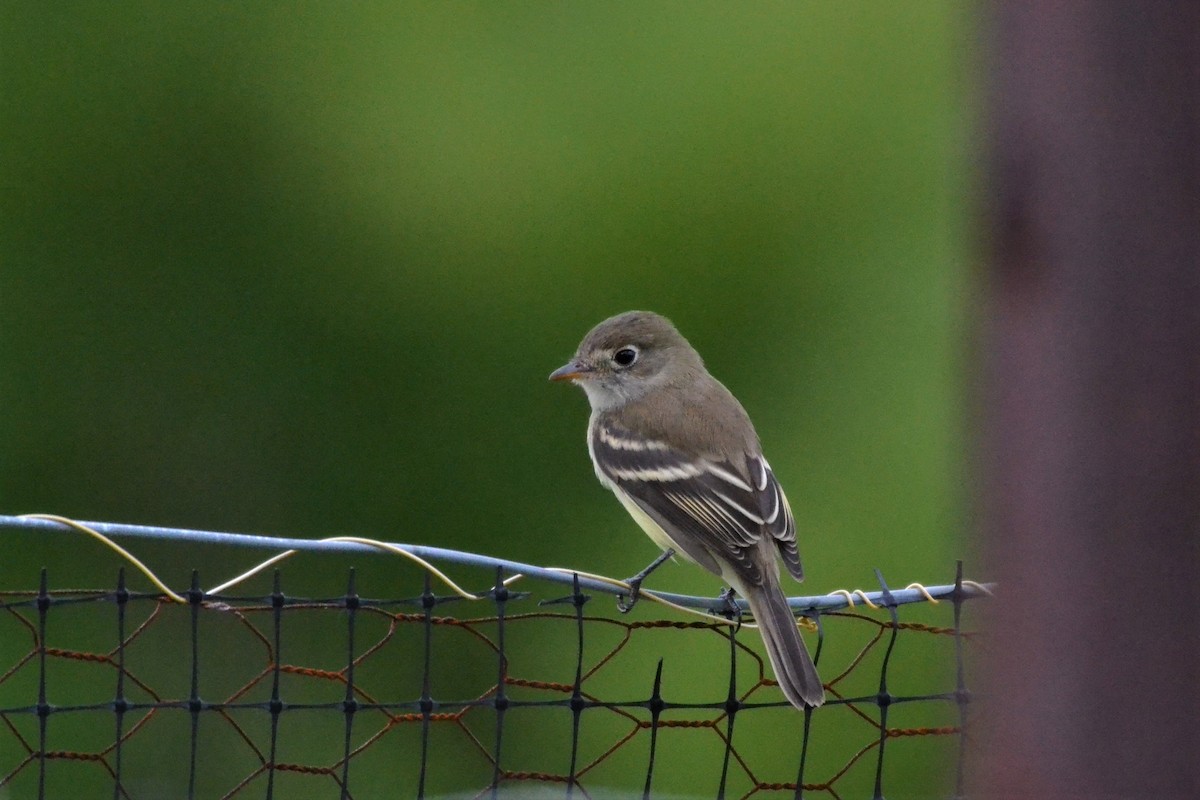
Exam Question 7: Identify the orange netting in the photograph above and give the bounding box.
[0,568,978,799]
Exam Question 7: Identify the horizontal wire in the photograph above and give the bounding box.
[0,514,993,613]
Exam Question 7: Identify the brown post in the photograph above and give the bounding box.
[977,3,1200,797]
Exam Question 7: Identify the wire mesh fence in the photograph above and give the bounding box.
[0,516,988,799]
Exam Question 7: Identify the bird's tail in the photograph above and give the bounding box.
[742,570,825,709]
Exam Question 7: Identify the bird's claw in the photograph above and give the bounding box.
[713,587,744,630]
[615,547,674,614]
[616,577,644,613]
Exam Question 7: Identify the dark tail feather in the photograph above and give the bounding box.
[743,571,825,709]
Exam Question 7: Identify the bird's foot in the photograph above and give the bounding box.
[712,587,744,631]
[616,578,643,613]
[616,548,675,613]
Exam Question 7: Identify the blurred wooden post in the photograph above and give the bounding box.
[977,3,1200,797]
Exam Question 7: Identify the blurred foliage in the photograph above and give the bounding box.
[1,1,973,796]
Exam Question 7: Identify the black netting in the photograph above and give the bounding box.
[0,562,981,799]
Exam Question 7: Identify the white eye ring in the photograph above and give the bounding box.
[612,346,639,367]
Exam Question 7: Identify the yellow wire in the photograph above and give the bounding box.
[20,514,188,604]
[206,536,483,599]
[19,514,986,629]
[534,566,741,627]
[829,588,881,610]
[905,582,939,603]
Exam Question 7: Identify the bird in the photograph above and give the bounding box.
[549,310,824,709]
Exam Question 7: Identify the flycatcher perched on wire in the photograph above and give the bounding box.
[549,310,824,709]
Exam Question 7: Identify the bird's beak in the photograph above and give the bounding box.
[549,359,593,382]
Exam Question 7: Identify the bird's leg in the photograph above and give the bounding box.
[713,586,744,631]
[616,548,675,613]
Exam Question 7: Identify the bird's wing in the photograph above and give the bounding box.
[591,419,801,586]
[746,454,803,582]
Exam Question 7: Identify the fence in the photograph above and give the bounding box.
[0,515,989,799]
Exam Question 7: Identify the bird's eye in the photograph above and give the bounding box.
[613,347,638,367]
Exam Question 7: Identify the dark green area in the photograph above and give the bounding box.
[2,2,973,796]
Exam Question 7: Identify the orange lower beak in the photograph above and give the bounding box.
[549,360,593,382]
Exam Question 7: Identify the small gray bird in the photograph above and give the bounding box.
[550,310,824,709]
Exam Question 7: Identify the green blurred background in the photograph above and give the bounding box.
[2,1,973,796]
